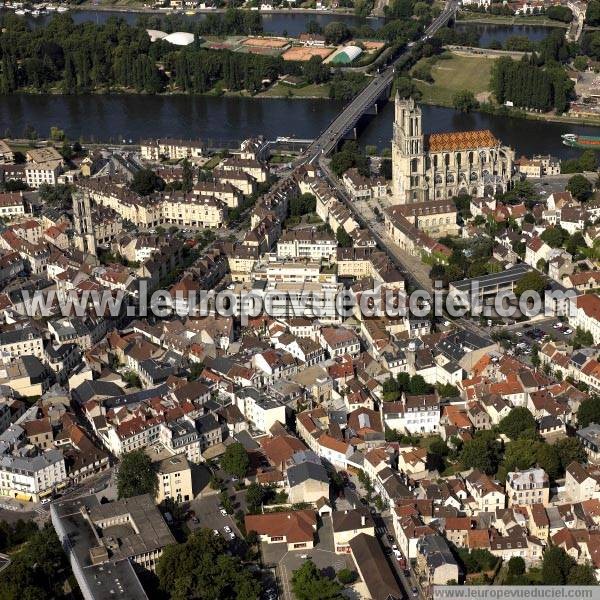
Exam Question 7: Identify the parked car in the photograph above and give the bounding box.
[213,529,219,536]
[219,507,228,516]
[224,525,232,534]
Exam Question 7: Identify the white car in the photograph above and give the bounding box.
[565,329,573,335]
[224,525,232,534]
[219,508,227,516]
[229,532,236,540]
[213,529,220,536]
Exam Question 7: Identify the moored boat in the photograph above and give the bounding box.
[562,133,600,149]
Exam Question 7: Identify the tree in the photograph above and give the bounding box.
[156,528,261,599]
[408,375,430,395]
[541,546,575,585]
[514,271,547,297]
[130,168,165,196]
[499,407,536,440]
[337,568,357,584]
[508,556,526,577]
[460,434,502,475]
[117,450,158,499]
[0,524,69,600]
[323,21,350,45]
[554,437,587,470]
[540,226,568,248]
[536,442,561,480]
[567,564,597,585]
[220,442,249,479]
[336,227,352,248]
[547,4,572,21]
[182,158,194,193]
[566,174,592,201]
[291,560,344,600]
[452,90,479,113]
[290,193,316,216]
[577,396,600,428]
[245,482,264,513]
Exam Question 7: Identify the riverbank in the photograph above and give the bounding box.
[72,1,364,17]
[457,13,568,28]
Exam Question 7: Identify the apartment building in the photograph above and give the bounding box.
[141,138,204,161]
[0,192,25,220]
[571,294,600,345]
[25,147,64,188]
[0,426,67,501]
[155,454,193,503]
[234,387,286,433]
[506,468,550,507]
[161,193,227,229]
[0,327,44,362]
[380,393,440,435]
[276,229,337,261]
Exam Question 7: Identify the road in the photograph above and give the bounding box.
[319,159,435,294]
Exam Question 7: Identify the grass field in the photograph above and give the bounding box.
[258,82,330,98]
[412,52,496,107]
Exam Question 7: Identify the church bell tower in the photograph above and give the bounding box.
[392,95,426,203]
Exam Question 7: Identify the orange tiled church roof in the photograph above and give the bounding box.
[426,130,499,152]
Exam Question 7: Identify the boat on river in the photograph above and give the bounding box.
[562,133,600,149]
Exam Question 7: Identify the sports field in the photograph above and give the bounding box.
[413,52,496,106]
[282,46,334,62]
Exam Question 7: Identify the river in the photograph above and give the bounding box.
[0,94,595,159]
[0,7,384,35]
[454,22,562,47]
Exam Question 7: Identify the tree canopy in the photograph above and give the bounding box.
[577,395,600,428]
[514,271,547,297]
[156,528,261,600]
[117,450,158,499]
[291,560,344,600]
[498,407,536,440]
[220,442,250,479]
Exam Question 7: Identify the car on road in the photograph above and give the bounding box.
[387,534,394,543]
[412,587,418,596]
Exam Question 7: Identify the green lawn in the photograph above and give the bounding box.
[258,82,331,99]
[413,52,496,107]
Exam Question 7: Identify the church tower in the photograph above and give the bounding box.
[73,189,97,256]
[392,94,426,203]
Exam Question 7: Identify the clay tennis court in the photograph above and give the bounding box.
[360,40,385,51]
[282,46,333,61]
[243,37,289,49]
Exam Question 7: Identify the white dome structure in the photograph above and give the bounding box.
[147,29,168,42]
[331,45,363,65]
[163,31,195,46]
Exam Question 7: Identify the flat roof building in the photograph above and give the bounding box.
[51,494,175,600]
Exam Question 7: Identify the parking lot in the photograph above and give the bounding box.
[187,492,246,554]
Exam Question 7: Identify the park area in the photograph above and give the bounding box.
[412,51,497,107]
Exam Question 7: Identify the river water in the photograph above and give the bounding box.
[454,21,562,47]
[0,12,595,158]
[0,7,384,35]
[0,94,594,159]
